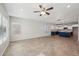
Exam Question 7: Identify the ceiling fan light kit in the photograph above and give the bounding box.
[34,5,54,16]
[40,11,46,15]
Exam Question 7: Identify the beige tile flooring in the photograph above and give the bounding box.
[3,35,79,56]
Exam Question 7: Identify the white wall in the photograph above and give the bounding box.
[0,4,9,55]
[10,16,50,41]
[46,24,58,31]
[78,17,79,41]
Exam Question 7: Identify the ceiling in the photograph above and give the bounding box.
[4,3,79,24]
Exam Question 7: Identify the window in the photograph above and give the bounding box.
[0,14,8,44]
[0,13,7,44]
[0,14,2,38]
[0,14,2,44]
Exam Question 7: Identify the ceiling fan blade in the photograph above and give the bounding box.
[39,5,42,8]
[45,12,50,15]
[46,7,53,11]
[34,11,40,13]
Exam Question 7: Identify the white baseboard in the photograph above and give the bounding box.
[10,34,50,42]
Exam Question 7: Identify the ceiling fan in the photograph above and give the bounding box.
[34,5,54,16]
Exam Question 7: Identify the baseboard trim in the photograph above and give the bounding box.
[10,35,50,42]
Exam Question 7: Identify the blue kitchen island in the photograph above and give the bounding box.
[51,29,72,37]
[58,29,72,37]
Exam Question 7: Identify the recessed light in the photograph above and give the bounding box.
[20,8,24,11]
[67,5,71,8]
